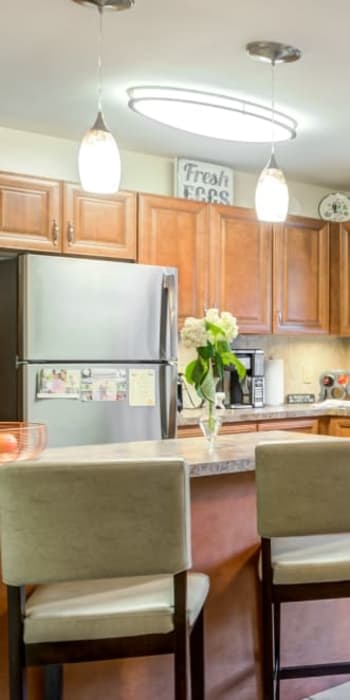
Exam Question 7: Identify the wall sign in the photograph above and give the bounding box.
[175,158,234,205]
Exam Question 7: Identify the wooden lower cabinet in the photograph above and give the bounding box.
[257,418,319,433]
[179,416,322,437]
[328,417,350,437]
[178,422,257,438]
[179,415,350,436]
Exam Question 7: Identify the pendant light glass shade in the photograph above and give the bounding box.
[255,153,289,222]
[78,111,121,194]
[76,2,124,195]
[247,41,301,223]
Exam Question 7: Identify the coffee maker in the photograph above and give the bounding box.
[223,349,265,408]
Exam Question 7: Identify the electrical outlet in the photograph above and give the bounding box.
[302,365,313,384]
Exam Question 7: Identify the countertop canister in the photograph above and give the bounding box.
[264,358,284,406]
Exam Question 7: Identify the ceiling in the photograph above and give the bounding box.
[2,0,350,189]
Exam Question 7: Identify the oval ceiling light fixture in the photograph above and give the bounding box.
[128,86,297,143]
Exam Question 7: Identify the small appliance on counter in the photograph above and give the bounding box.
[223,348,265,408]
[319,370,350,401]
[264,358,284,406]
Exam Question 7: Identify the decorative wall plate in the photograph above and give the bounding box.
[318,192,350,222]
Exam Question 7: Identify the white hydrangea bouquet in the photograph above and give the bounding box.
[180,308,246,416]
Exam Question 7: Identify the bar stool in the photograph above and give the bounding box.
[255,440,350,700]
[0,458,209,700]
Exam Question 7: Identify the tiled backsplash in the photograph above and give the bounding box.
[179,335,350,402]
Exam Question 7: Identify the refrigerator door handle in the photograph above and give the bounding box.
[160,272,177,361]
[159,364,177,439]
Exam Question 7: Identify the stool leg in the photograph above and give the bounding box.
[190,610,204,700]
[8,586,26,700]
[261,582,274,700]
[45,665,63,700]
[175,633,189,700]
[273,603,281,700]
[174,572,189,700]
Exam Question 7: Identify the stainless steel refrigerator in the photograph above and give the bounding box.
[0,254,177,447]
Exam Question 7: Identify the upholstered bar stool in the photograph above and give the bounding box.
[0,458,209,700]
[255,440,350,700]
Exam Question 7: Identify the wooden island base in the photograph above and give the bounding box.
[0,434,350,699]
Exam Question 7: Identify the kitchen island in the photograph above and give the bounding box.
[0,431,348,700]
[35,428,330,476]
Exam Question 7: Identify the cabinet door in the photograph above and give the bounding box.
[330,222,350,335]
[328,417,350,437]
[63,184,137,260]
[0,172,61,252]
[257,418,319,433]
[273,216,329,334]
[177,422,256,438]
[138,194,209,327]
[209,205,272,333]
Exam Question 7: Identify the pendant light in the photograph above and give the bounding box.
[73,0,134,194]
[246,41,301,223]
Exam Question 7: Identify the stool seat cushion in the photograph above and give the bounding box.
[271,534,350,585]
[24,573,210,644]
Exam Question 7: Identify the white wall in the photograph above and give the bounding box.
[0,125,338,217]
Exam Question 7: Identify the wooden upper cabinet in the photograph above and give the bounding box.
[0,172,61,252]
[209,205,272,333]
[273,215,329,334]
[330,222,350,336]
[62,184,137,260]
[137,194,209,326]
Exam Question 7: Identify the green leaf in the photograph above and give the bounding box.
[228,354,246,380]
[197,344,213,360]
[192,360,208,387]
[220,351,233,365]
[205,320,225,337]
[199,367,216,403]
[213,352,224,380]
[184,360,198,385]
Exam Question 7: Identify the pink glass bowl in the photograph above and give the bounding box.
[0,422,47,464]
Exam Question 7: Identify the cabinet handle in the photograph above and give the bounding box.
[67,222,74,245]
[277,310,282,324]
[51,219,59,245]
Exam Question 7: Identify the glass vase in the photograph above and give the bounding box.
[199,399,222,451]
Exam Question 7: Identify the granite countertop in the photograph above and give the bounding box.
[178,401,350,426]
[38,430,334,478]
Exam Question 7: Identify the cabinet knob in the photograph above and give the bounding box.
[67,222,74,245]
[51,219,59,245]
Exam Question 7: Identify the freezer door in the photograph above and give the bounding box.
[19,255,177,361]
[22,362,177,447]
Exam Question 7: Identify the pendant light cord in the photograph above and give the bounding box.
[271,59,276,156]
[97,4,103,113]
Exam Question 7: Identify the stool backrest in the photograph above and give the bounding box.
[256,440,350,538]
[0,458,191,585]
